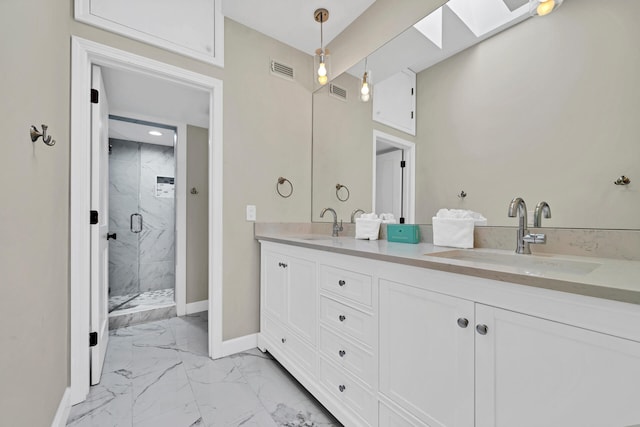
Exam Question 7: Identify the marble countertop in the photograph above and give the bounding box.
[256,232,640,305]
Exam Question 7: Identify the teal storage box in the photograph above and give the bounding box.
[387,224,420,244]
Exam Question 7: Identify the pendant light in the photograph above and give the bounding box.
[360,57,371,102]
[529,0,563,16]
[314,8,331,86]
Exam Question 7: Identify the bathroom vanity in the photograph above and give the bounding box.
[256,233,640,427]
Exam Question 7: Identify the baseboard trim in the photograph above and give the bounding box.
[185,300,208,315]
[51,387,71,427]
[221,333,258,357]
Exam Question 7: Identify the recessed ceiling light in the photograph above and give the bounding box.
[148,130,163,136]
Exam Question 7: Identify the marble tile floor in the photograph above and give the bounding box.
[109,288,175,313]
[67,312,342,427]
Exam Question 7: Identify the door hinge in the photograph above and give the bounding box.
[89,332,98,347]
[90,210,99,225]
[411,88,414,96]
[400,160,406,168]
[410,111,414,119]
[91,89,99,104]
[399,217,406,224]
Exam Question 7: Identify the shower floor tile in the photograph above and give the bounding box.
[67,312,341,427]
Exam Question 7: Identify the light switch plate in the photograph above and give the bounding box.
[246,205,256,221]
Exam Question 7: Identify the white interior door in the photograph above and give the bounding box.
[376,149,403,218]
[90,65,110,385]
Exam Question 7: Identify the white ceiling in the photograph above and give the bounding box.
[102,67,210,142]
[109,119,176,146]
[221,0,377,55]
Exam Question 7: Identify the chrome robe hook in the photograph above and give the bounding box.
[30,124,56,146]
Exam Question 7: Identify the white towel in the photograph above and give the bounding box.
[432,217,475,249]
[380,213,397,224]
[355,218,382,240]
[436,209,487,226]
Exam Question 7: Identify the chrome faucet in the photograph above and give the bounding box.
[350,208,365,223]
[507,197,547,254]
[321,207,343,237]
[533,201,552,227]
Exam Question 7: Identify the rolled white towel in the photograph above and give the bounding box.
[380,213,397,224]
[436,209,487,226]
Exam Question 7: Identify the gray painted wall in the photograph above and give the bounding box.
[186,125,209,304]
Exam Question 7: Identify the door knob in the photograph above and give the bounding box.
[107,233,117,240]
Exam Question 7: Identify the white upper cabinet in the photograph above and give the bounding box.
[373,69,416,135]
[75,0,224,66]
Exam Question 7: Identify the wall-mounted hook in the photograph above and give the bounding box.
[614,175,631,185]
[458,190,467,198]
[30,124,56,146]
[190,187,199,195]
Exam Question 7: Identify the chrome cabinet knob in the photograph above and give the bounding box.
[476,324,488,335]
[281,338,286,343]
[338,315,346,322]
[338,385,346,392]
[338,350,346,357]
[338,280,346,287]
[457,318,469,328]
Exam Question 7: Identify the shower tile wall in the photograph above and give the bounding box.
[109,138,175,297]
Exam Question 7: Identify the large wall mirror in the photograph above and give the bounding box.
[312,0,640,229]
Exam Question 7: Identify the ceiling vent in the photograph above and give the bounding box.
[270,60,294,80]
[329,84,347,101]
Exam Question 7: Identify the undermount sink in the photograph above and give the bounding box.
[426,249,601,276]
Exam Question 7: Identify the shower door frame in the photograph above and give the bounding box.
[70,37,224,405]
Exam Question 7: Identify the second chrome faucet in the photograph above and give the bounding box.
[321,207,343,237]
[507,197,551,254]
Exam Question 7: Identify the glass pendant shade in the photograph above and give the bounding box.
[360,70,371,102]
[315,48,331,86]
[529,0,563,16]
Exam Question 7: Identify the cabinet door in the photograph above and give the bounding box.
[372,69,416,135]
[475,304,640,427]
[379,280,475,427]
[287,257,316,344]
[262,250,287,323]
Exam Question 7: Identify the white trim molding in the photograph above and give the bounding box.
[221,333,259,357]
[70,36,224,404]
[51,387,71,427]
[186,300,209,315]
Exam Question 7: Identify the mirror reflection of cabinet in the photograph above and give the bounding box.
[372,70,416,136]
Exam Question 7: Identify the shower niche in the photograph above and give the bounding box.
[108,136,176,316]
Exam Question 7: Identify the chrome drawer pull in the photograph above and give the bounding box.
[457,318,469,328]
[476,324,488,335]
[338,315,346,322]
[281,338,286,343]
[338,280,346,287]
[338,385,346,393]
[338,350,346,358]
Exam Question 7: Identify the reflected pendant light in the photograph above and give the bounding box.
[529,0,563,16]
[360,57,371,102]
[314,8,331,86]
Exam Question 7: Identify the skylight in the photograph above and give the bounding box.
[414,0,529,43]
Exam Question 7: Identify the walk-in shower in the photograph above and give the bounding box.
[107,116,177,327]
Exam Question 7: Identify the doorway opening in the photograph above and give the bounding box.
[70,37,224,405]
[372,130,416,224]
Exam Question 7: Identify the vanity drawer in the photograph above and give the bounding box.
[319,326,375,386]
[320,296,375,347]
[319,357,376,426]
[320,265,373,307]
[262,316,316,375]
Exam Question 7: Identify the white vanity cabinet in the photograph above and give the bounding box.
[475,304,640,427]
[378,279,475,427]
[379,276,640,427]
[260,246,317,378]
[258,240,640,427]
